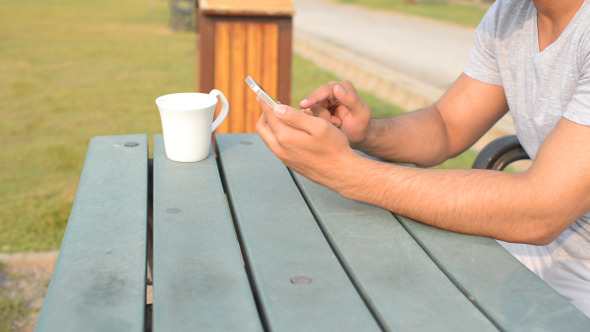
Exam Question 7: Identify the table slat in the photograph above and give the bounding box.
[36,134,149,332]
[292,173,498,331]
[397,216,590,331]
[152,135,262,331]
[215,134,380,331]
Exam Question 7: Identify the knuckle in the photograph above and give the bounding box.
[341,80,357,93]
[255,121,264,133]
[275,130,289,145]
[316,121,332,135]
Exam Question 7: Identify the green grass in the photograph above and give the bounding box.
[335,0,489,28]
[0,0,476,253]
[0,263,35,331]
[0,297,32,332]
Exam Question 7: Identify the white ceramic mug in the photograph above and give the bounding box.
[156,90,229,162]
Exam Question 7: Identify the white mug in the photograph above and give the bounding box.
[156,90,229,162]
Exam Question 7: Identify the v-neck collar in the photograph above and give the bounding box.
[532,0,588,56]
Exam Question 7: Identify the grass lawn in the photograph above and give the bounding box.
[334,0,489,28]
[0,0,477,254]
[0,263,35,331]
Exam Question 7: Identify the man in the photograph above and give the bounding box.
[256,0,590,316]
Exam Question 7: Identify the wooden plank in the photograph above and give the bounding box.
[36,134,149,332]
[245,23,263,132]
[397,216,590,331]
[215,134,380,331]
[197,13,215,93]
[291,172,498,331]
[151,135,262,331]
[214,21,231,133]
[229,21,247,133]
[261,23,279,103]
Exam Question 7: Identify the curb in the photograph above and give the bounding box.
[0,251,59,272]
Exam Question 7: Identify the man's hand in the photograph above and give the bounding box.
[255,98,359,188]
[299,81,372,147]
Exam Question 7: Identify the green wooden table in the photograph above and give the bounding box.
[36,133,590,331]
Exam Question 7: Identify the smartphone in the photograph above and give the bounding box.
[245,76,278,108]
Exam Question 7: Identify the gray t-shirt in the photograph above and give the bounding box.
[464,0,590,302]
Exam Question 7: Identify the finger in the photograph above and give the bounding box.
[329,114,343,128]
[256,109,297,162]
[332,82,364,112]
[256,113,280,151]
[299,81,339,109]
[274,104,326,135]
[338,80,358,94]
[257,98,309,148]
[256,97,284,133]
[309,105,332,119]
[306,105,342,128]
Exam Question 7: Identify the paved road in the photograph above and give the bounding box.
[293,0,477,90]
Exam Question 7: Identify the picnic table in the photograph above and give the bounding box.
[36,133,590,331]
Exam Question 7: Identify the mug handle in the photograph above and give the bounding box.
[209,89,229,132]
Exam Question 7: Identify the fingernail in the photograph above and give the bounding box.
[299,98,308,106]
[335,85,346,96]
[274,104,287,114]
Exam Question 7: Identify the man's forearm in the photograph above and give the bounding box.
[353,107,455,167]
[332,154,575,245]
[353,74,509,167]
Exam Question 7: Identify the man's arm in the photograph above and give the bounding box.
[261,107,590,245]
[331,116,590,245]
[349,73,510,166]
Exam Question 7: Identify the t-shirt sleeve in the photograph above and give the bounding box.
[564,33,590,126]
[463,3,503,87]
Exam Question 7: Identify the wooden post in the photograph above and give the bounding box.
[197,0,294,133]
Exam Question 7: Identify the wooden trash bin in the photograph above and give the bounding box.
[197,0,294,133]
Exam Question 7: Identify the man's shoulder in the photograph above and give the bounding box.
[489,0,534,14]
[478,0,535,39]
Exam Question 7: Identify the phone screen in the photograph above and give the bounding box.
[245,76,278,108]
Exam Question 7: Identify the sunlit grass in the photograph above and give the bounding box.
[335,0,489,27]
[0,263,36,330]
